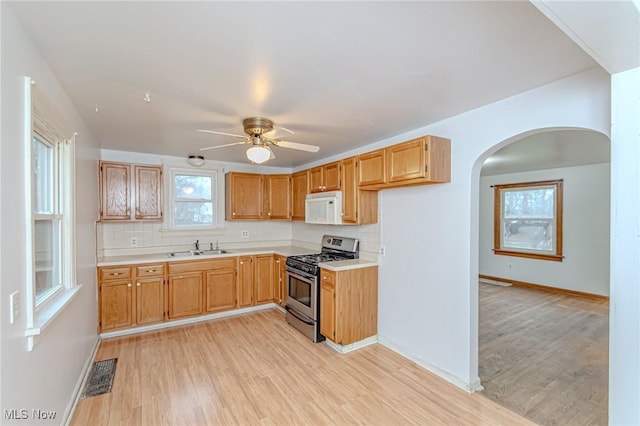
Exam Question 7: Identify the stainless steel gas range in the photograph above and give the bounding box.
[285,235,359,342]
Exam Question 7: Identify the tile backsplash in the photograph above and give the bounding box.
[98,220,381,260]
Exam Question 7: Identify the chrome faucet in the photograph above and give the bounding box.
[193,240,200,251]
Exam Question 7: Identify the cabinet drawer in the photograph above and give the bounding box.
[321,270,336,286]
[99,266,132,281]
[136,264,165,277]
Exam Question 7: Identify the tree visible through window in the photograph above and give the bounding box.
[171,170,216,228]
[493,180,563,261]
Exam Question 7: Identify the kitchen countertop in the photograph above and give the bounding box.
[96,245,353,267]
[97,245,378,270]
[318,259,378,272]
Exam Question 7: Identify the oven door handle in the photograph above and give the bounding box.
[285,305,315,326]
[287,269,316,282]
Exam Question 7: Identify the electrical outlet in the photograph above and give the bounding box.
[508,264,512,269]
[130,237,138,247]
[380,246,386,256]
[241,230,250,239]
[9,291,19,324]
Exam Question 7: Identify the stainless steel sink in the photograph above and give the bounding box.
[167,249,229,257]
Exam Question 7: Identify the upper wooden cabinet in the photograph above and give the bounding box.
[358,136,451,190]
[340,157,378,225]
[357,150,386,187]
[264,174,292,220]
[309,161,340,193]
[291,170,308,221]
[99,161,163,221]
[226,172,264,220]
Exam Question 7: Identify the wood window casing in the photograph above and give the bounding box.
[493,179,563,262]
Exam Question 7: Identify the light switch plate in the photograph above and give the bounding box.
[9,291,19,324]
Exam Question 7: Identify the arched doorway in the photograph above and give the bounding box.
[473,128,610,425]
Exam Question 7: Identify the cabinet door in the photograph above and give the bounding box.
[308,166,324,193]
[358,150,386,187]
[238,256,254,307]
[205,269,237,313]
[100,162,131,220]
[136,277,164,325]
[134,165,163,220]
[100,280,133,330]
[274,256,286,306]
[168,272,203,319]
[265,174,291,220]
[291,171,308,221]
[255,255,275,304]
[340,157,358,224]
[386,139,426,183]
[323,162,341,191]
[320,281,336,342]
[227,173,263,220]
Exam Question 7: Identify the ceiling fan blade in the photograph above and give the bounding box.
[199,141,247,151]
[275,140,320,153]
[263,126,295,138]
[267,145,276,160]
[197,129,246,138]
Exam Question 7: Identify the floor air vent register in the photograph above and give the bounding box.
[80,358,117,398]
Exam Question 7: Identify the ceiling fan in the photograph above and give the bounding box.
[198,117,320,164]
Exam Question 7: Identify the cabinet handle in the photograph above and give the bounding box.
[146,269,156,273]
[233,212,236,216]
[112,272,120,276]
[136,282,141,287]
[240,261,243,265]
[127,283,132,287]
[268,212,271,216]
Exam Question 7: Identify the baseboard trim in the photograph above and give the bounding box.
[323,335,378,354]
[479,274,609,301]
[100,303,279,339]
[377,336,481,393]
[62,336,101,426]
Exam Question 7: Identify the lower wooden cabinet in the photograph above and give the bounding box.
[238,256,254,307]
[99,264,165,331]
[167,272,203,319]
[255,255,275,304]
[135,277,164,325]
[274,255,287,307]
[320,266,378,345]
[100,279,133,330]
[98,254,294,332]
[205,268,237,313]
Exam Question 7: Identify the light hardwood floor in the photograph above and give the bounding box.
[479,283,609,426]
[72,309,534,426]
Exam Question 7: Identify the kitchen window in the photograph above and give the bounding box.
[165,165,224,230]
[493,179,563,262]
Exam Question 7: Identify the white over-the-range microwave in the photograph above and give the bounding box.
[305,191,342,225]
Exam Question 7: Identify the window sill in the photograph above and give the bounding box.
[25,285,82,351]
[493,249,564,262]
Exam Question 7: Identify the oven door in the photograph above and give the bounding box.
[286,269,317,320]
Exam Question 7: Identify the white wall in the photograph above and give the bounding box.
[479,163,610,296]
[1,4,100,424]
[609,66,640,426]
[371,67,610,390]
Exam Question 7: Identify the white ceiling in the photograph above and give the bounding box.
[481,129,610,176]
[10,1,600,167]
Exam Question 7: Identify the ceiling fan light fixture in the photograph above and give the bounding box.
[246,146,271,164]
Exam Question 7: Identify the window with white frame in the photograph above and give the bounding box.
[166,166,223,230]
[493,179,563,262]
[28,80,76,313]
